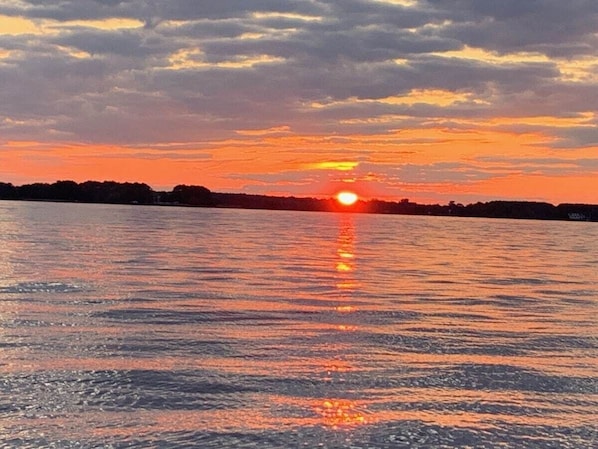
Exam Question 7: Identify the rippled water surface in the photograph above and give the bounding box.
[1,201,596,448]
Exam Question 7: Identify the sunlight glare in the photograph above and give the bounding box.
[337,191,358,206]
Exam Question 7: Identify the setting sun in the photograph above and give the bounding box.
[337,191,358,206]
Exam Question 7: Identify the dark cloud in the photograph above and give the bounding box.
[2,0,324,21]
[52,29,170,57]
[423,0,598,55]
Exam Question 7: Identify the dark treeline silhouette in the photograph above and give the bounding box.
[159,185,215,206]
[212,192,333,212]
[0,180,596,221]
[0,180,154,204]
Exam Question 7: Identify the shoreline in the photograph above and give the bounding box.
[1,196,596,223]
[1,180,596,222]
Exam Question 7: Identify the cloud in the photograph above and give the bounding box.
[423,0,598,55]
[0,0,596,202]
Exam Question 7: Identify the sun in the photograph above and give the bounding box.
[337,191,358,206]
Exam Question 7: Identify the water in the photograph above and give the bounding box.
[1,201,596,448]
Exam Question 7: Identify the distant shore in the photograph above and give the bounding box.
[1,180,596,222]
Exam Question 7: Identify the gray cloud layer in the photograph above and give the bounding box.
[1,0,597,196]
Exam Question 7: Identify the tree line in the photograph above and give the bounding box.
[0,180,595,221]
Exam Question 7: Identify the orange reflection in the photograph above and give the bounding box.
[333,215,359,315]
[335,305,357,313]
[336,281,361,290]
[315,399,368,428]
[308,216,370,430]
[336,240,355,272]
[335,216,360,292]
[324,360,353,373]
[336,261,352,272]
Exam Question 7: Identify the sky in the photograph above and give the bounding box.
[1,0,597,204]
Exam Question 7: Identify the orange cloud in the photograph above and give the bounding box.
[2,126,597,205]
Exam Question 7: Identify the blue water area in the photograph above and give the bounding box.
[0,201,596,448]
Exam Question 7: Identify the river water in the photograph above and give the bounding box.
[0,201,596,448]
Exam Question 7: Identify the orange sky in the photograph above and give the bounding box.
[1,2,597,204]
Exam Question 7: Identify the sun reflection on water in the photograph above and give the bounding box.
[337,218,365,296]
[335,218,362,293]
[315,399,369,428]
[335,305,357,313]
[336,217,357,270]
[334,215,359,303]
[310,214,372,430]
[4,204,595,446]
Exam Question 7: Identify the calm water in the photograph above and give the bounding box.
[1,201,596,448]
